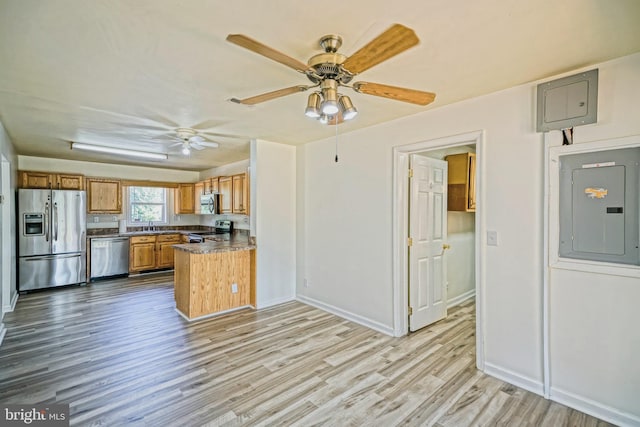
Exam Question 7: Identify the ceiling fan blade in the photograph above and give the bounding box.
[226,34,313,73]
[196,141,219,148]
[229,85,309,105]
[352,82,436,105]
[190,144,205,150]
[342,24,419,75]
[189,135,205,143]
[169,142,182,147]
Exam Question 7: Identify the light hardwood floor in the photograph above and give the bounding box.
[0,273,611,426]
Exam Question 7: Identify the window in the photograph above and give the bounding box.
[128,187,167,224]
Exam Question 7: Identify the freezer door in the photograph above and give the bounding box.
[18,252,86,291]
[18,189,51,256]
[51,190,86,254]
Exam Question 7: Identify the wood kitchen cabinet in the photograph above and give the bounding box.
[86,178,122,213]
[129,235,156,273]
[19,170,85,190]
[129,234,181,273]
[232,173,248,214]
[174,183,195,214]
[156,234,180,269]
[210,177,219,194]
[445,152,476,212]
[218,176,232,214]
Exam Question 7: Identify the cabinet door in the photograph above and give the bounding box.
[129,242,156,272]
[219,177,232,213]
[232,173,248,214]
[19,171,52,189]
[156,241,177,268]
[210,177,219,194]
[445,153,475,212]
[468,153,476,210]
[86,178,122,213]
[174,183,195,214]
[55,173,84,190]
[194,182,204,214]
[202,179,211,195]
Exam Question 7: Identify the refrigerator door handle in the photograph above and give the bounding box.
[24,253,82,261]
[44,202,50,242]
[53,201,58,241]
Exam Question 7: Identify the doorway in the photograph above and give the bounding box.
[392,130,485,370]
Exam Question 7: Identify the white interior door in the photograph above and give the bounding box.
[409,154,448,332]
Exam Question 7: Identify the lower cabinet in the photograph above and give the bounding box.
[156,234,180,269]
[129,234,180,273]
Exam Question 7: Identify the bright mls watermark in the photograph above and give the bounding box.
[1,404,69,426]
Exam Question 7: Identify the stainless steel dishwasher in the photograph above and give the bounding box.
[90,237,130,280]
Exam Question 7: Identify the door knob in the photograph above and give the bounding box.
[443,244,451,250]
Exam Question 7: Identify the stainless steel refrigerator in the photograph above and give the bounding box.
[18,189,87,291]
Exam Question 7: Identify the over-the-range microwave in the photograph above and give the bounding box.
[198,193,220,214]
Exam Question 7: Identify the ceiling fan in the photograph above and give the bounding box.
[169,128,220,156]
[226,24,436,124]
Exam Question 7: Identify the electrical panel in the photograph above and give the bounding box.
[559,147,640,265]
[537,69,598,132]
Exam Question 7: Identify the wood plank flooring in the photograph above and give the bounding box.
[0,273,611,426]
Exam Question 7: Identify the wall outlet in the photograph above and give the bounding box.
[231,283,238,293]
[93,216,99,223]
[112,216,117,221]
[304,278,309,288]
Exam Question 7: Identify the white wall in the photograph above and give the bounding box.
[296,51,640,423]
[254,139,296,308]
[298,69,545,387]
[546,53,640,424]
[0,120,18,341]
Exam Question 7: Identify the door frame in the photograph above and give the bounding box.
[392,130,486,370]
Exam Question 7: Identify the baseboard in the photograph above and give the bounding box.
[551,387,640,427]
[256,295,295,309]
[484,362,544,396]
[0,323,6,348]
[296,295,395,337]
[447,289,475,308]
[3,292,18,313]
[175,305,253,322]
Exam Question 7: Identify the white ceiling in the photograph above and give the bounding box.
[0,0,639,171]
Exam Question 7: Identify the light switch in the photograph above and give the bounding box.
[231,283,238,293]
[487,230,498,246]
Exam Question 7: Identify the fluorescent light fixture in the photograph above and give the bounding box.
[71,142,167,160]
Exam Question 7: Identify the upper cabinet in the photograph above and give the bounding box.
[232,173,248,214]
[174,183,195,214]
[19,170,85,190]
[445,153,476,212]
[218,176,232,214]
[86,178,122,213]
[210,177,219,194]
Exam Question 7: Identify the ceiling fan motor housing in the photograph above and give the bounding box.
[306,34,353,85]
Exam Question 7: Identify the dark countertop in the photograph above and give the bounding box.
[87,229,225,238]
[173,236,255,254]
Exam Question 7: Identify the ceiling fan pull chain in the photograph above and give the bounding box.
[335,119,340,163]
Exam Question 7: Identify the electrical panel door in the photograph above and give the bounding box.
[559,147,639,265]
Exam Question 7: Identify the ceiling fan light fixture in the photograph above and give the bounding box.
[320,79,339,115]
[339,95,358,120]
[71,142,167,160]
[304,92,321,118]
[181,145,191,156]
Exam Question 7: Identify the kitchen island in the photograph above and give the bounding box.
[172,237,256,321]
